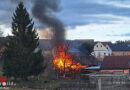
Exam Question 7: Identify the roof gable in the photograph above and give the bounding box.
[94,42,108,51]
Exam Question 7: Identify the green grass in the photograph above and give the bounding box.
[9,78,80,90]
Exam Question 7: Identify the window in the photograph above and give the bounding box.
[128,61,130,64]
[97,45,98,47]
[126,52,128,55]
[98,52,100,57]
[104,53,106,55]
[118,52,120,56]
[113,52,116,56]
[101,45,102,47]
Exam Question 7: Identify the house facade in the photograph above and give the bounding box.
[93,42,111,61]
[101,56,130,74]
[106,43,130,56]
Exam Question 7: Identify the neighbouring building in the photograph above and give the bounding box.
[106,43,130,56]
[93,42,111,61]
[38,39,94,55]
[100,56,130,74]
[38,39,97,65]
[38,39,94,56]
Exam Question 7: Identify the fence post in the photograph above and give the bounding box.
[98,78,101,90]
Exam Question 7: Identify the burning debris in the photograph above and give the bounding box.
[32,0,86,78]
[53,45,86,73]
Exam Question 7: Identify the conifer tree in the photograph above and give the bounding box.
[2,2,44,80]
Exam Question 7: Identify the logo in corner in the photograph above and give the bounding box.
[0,76,6,87]
[0,76,16,89]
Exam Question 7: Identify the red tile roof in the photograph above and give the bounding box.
[101,56,130,70]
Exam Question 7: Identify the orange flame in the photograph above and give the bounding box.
[53,45,86,73]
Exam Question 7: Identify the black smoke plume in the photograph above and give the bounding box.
[11,0,24,3]
[32,0,65,46]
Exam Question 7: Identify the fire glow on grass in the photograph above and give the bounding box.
[53,45,86,73]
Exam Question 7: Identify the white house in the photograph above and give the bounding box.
[93,42,111,61]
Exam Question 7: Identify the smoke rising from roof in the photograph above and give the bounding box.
[32,0,65,46]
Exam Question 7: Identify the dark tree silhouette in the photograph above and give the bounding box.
[2,2,45,80]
